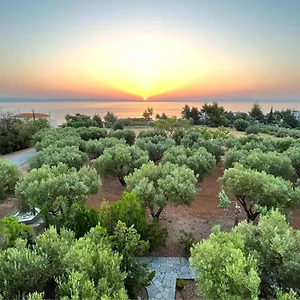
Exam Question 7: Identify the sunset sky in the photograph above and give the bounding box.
[1,0,300,101]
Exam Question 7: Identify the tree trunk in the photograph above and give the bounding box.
[236,196,260,222]
[119,178,126,186]
[153,205,165,222]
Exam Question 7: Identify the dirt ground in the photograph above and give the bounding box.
[86,161,300,256]
[175,280,202,300]
[2,158,300,256]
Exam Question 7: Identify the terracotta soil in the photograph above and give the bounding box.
[86,161,300,257]
[175,280,202,300]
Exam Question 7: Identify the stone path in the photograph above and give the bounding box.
[137,257,196,300]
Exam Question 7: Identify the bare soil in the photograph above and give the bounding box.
[85,161,300,256]
[175,280,202,300]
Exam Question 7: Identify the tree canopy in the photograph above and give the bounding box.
[161,146,216,181]
[220,164,300,221]
[125,161,197,220]
[93,145,148,185]
[190,210,300,299]
[0,160,20,203]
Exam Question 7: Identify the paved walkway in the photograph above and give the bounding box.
[0,148,36,167]
[137,257,196,300]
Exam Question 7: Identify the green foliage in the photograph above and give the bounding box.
[109,129,136,145]
[56,204,100,238]
[176,279,185,289]
[233,118,251,131]
[161,146,216,181]
[224,148,295,181]
[235,210,300,297]
[110,221,154,298]
[142,107,153,121]
[146,221,168,249]
[277,290,300,300]
[191,211,300,299]
[85,137,126,159]
[93,145,148,185]
[0,239,51,298]
[76,127,107,141]
[180,134,225,161]
[0,160,20,203]
[190,230,260,300]
[0,110,50,154]
[99,191,148,238]
[58,226,127,300]
[30,145,87,169]
[201,102,229,127]
[226,135,276,152]
[284,146,300,179]
[34,226,75,278]
[125,161,197,220]
[179,231,196,257]
[249,102,264,122]
[112,120,125,130]
[64,113,103,128]
[34,127,85,151]
[245,125,260,135]
[104,111,118,128]
[220,164,300,221]
[0,217,34,249]
[137,129,167,139]
[135,135,176,162]
[155,117,192,135]
[218,189,231,209]
[16,164,101,222]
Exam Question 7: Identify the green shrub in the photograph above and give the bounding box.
[161,146,216,181]
[0,217,34,249]
[135,135,175,162]
[179,231,196,257]
[0,160,20,203]
[147,221,168,250]
[109,129,136,145]
[0,239,51,298]
[233,118,250,131]
[176,279,185,289]
[112,120,125,130]
[30,145,87,170]
[99,191,148,239]
[93,145,148,185]
[245,125,259,135]
[85,137,126,159]
[76,127,107,141]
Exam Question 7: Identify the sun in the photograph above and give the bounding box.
[143,96,147,100]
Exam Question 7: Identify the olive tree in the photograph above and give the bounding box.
[220,164,300,221]
[109,129,136,145]
[0,160,20,203]
[76,127,107,141]
[224,149,295,181]
[15,163,101,224]
[190,210,300,299]
[30,145,87,169]
[180,135,224,161]
[135,135,175,162]
[284,146,300,180]
[190,230,260,300]
[125,161,197,221]
[233,118,251,131]
[161,146,216,181]
[93,145,148,185]
[85,137,126,159]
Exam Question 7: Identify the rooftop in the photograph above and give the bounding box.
[15,112,49,118]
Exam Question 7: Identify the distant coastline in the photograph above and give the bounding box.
[0,97,299,103]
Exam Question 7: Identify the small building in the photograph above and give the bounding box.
[15,112,57,127]
[15,112,50,120]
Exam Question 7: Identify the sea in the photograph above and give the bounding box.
[0,100,299,125]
